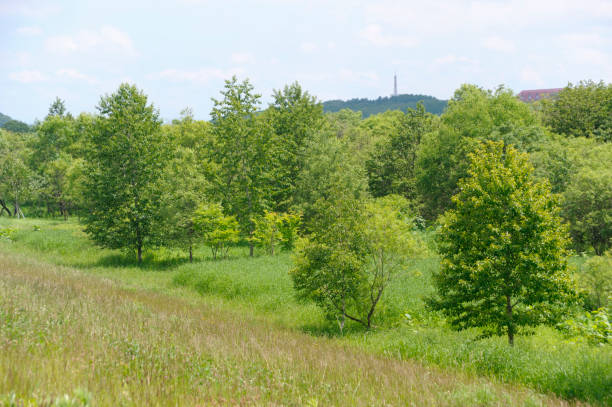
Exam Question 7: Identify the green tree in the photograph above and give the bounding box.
[209,76,272,256]
[415,84,543,220]
[193,203,240,259]
[48,97,68,118]
[562,166,612,255]
[291,195,419,331]
[429,141,575,345]
[266,82,324,212]
[0,130,34,218]
[366,103,439,201]
[83,84,168,263]
[160,110,212,262]
[541,80,612,141]
[579,254,612,311]
[251,211,301,255]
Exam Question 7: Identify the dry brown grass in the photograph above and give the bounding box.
[0,251,582,406]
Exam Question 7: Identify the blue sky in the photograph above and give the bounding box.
[1,0,611,123]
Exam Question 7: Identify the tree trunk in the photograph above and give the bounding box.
[189,245,193,263]
[137,244,142,264]
[249,242,254,257]
[506,295,514,346]
[0,199,10,216]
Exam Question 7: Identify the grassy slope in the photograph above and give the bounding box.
[1,218,610,405]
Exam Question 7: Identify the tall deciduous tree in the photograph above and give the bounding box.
[83,84,168,263]
[209,76,271,256]
[366,103,438,201]
[541,80,612,141]
[266,82,324,212]
[429,141,575,345]
[415,84,543,220]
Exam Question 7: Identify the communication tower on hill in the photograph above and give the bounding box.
[393,73,398,97]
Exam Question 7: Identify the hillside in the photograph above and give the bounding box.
[0,220,573,406]
[0,112,12,127]
[323,94,448,117]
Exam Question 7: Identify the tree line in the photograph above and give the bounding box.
[1,78,610,344]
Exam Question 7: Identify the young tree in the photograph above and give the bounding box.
[429,141,575,345]
[193,203,240,260]
[291,195,420,331]
[251,211,301,255]
[209,76,272,256]
[83,84,168,263]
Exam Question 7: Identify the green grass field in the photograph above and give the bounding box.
[1,218,610,406]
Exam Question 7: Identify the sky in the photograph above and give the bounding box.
[1,0,611,123]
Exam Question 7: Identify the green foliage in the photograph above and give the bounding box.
[1,119,31,133]
[415,85,543,220]
[430,141,575,345]
[266,82,324,212]
[293,126,369,230]
[578,254,612,311]
[541,80,612,141]
[0,131,34,218]
[251,211,301,255]
[558,308,611,345]
[2,217,611,405]
[278,212,301,251]
[366,103,439,202]
[83,84,168,263]
[159,111,212,261]
[0,227,16,241]
[322,94,447,117]
[291,196,420,330]
[209,76,272,255]
[192,203,239,259]
[562,165,612,255]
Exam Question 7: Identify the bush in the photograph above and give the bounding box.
[0,227,16,241]
[578,254,612,311]
[558,308,611,345]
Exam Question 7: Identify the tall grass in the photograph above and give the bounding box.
[0,251,565,406]
[1,217,610,405]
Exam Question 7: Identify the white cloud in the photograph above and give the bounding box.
[231,52,255,64]
[9,70,48,83]
[520,67,544,85]
[300,42,318,53]
[0,2,60,18]
[56,69,98,84]
[338,69,379,83]
[16,26,42,36]
[482,36,516,53]
[361,24,417,47]
[434,54,473,65]
[147,68,244,83]
[45,26,136,56]
[365,0,612,35]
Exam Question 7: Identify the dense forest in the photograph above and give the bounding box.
[322,93,447,117]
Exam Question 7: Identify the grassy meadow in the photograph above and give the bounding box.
[1,217,610,406]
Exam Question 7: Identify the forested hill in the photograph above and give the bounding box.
[0,112,12,127]
[322,94,447,117]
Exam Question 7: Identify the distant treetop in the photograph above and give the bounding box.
[322,94,447,117]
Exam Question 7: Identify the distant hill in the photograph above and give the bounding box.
[0,112,12,127]
[322,94,447,118]
[0,112,32,133]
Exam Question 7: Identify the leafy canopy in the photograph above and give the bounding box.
[429,141,575,345]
